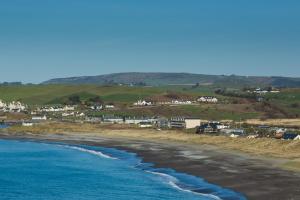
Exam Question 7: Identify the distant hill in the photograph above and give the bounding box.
[42,72,300,88]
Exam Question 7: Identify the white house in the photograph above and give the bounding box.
[90,105,103,110]
[138,122,153,128]
[63,105,75,111]
[197,96,218,103]
[7,101,26,112]
[0,100,7,109]
[0,100,27,112]
[22,122,33,127]
[105,105,115,109]
[76,112,85,117]
[40,107,63,112]
[133,100,152,106]
[62,112,74,117]
[254,88,268,95]
[171,100,192,105]
[216,124,229,130]
[32,115,47,121]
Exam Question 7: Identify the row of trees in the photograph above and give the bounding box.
[64,95,104,106]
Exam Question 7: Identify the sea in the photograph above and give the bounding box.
[0,139,246,200]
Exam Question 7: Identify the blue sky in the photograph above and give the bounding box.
[0,0,300,83]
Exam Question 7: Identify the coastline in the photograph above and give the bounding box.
[1,131,300,200]
[3,122,300,172]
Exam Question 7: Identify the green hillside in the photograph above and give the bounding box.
[0,84,195,105]
[42,72,300,88]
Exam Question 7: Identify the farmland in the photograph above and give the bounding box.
[0,84,299,120]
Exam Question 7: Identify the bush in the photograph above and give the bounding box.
[291,103,299,108]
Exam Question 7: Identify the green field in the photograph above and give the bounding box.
[0,84,222,105]
[87,105,261,120]
[0,84,299,120]
[0,85,165,105]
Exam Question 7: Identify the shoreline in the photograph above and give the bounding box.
[1,131,300,200]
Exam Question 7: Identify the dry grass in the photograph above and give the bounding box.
[245,118,300,128]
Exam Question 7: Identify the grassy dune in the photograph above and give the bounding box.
[4,122,300,171]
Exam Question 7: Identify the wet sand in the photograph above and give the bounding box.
[1,132,300,200]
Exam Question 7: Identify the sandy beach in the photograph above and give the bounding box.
[1,127,300,200]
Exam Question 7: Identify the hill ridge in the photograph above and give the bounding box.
[42,72,300,88]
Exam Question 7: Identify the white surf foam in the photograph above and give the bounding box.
[147,171,222,200]
[60,145,117,160]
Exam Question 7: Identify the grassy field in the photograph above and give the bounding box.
[0,84,225,105]
[0,85,165,105]
[1,84,299,120]
[88,104,261,120]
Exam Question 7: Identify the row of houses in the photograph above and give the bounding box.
[196,121,230,134]
[38,105,75,112]
[62,112,85,117]
[21,115,48,127]
[133,96,218,107]
[247,88,280,95]
[90,104,115,111]
[85,115,203,129]
[0,100,27,113]
[197,96,218,103]
[196,122,300,140]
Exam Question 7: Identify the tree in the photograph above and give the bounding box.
[67,95,81,105]
[88,96,103,105]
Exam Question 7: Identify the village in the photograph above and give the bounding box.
[0,96,299,141]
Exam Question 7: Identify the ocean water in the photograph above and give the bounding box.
[0,140,246,200]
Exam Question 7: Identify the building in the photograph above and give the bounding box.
[283,132,298,140]
[124,117,151,125]
[294,135,300,140]
[63,105,75,111]
[133,100,152,106]
[254,88,268,95]
[197,96,218,103]
[22,122,33,127]
[102,116,124,124]
[0,100,7,110]
[85,117,102,123]
[138,121,153,128]
[221,129,245,136]
[184,118,201,129]
[156,118,169,129]
[32,115,47,121]
[0,100,27,113]
[90,105,103,111]
[171,100,192,105]
[62,112,74,117]
[196,123,218,133]
[169,117,186,129]
[105,104,115,109]
[76,112,85,117]
[40,106,63,112]
[216,123,230,130]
